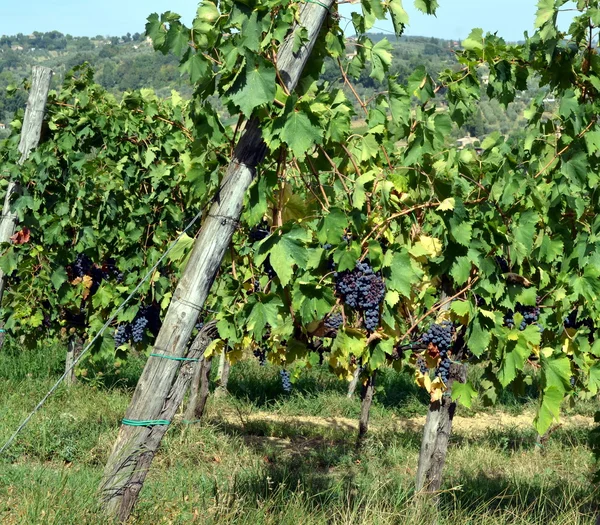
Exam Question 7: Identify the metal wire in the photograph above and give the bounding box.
[0,203,208,456]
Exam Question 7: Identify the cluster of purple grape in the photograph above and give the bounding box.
[249,221,270,243]
[334,261,385,333]
[263,256,277,279]
[495,256,509,273]
[417,357,428,374]
[324,312,343,330]
[71,253,92,278]
[114,304,162,348]
[68,253,124,296]
[504,303,540,331]
[280,369,292,392]
[102,258,124,283]
[253,348,267,366]
[422,321,454,384]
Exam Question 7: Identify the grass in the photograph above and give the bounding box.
[0,344,599,524]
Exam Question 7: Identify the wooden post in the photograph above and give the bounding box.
[64,333,83,386]
[356,371,376,449]
[214,350,230,397]
[184,355,212,421]
[0,66,52,348]
[100,322,217,517]
[347,366,361,398]
[414,286,468,494]
[415,361,466,493]
[100,3,334,521]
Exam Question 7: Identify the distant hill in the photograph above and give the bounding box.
[0,31,537,142]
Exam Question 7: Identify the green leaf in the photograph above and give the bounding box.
[467,317,490,357]
[388,251,421,297]
[534,386,563,435]
[246,298,282,339]
[535,0,556,28]
[370,338,393,369]
[450,256,471,286]
[413,0,438,15]
[0,248,18,276]
[370,40,393,82]
[280,110,323,160]
[228,56,276,117]
[462,28,484,52]
[388,0,409,36]
[451,381,478,408]
[331,328,366,358]
[542,354,572,393]
[166,22,190,57]
[50,267,68,290]
[269,233,308,286]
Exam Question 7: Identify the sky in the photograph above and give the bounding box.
[0,1,576,42]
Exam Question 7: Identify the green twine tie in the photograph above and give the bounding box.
[122,419,170,427]
[304,0,331,11]
[149,353,200,362]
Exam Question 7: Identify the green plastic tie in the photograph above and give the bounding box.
[0,329,5,333]
[122,419,170,427]
[304,0,331,11]
[149,353,199,362]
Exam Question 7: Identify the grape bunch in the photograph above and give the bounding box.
[334,261,385,333]
[102,258,124,283]
[417,357,428,374]
[253,348,267,366]
[70,253,92,279]
[324,312,343,330]
[115,324,132,347]
[495,256,509,273]
[132,315,149,343]
[263,256,277,280]
[249,221,270,243]
[280,369,292,393]
[114,304,162,348]
[505,303,540,331]
[421,321,454,384]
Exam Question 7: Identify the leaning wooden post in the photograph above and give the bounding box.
[415,290,467,494]
[99,2,335,521]
[0,66,52,348]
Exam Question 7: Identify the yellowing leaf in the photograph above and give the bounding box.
[204,339,224,359]
[437,197,455,211]
[417,235,442,257]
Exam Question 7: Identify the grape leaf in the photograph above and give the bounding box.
[388,251,422,297]
[228,56,276,117]
[280,110,323,160]
[534,386,563,435]
[451,381,478,408]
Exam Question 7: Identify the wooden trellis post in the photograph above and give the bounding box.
[0,66,52,348]
[100,2,335,521]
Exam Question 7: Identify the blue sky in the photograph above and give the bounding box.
[0,1,575,42]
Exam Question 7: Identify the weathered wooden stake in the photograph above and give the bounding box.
[214,350,230,397]
[184,355,212,421]
[64,333,83,386]
[356,371,376,449]
[414,285,469,494]
[0,66,52,349]
[100,3,334,521]
[415,361,467,493]
[347,366,361,398]
[102,322,216,518]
